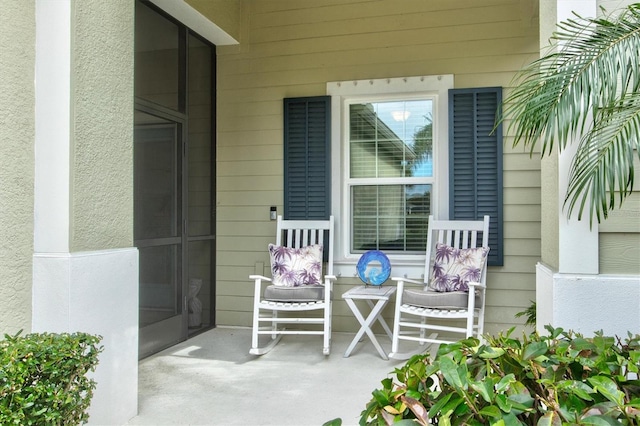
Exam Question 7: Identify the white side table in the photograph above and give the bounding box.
[341,285,397,360]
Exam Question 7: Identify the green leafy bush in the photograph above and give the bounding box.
[0,331,103,425]
[361,326,640,425]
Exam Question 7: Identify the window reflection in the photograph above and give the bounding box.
[349,99,434,253]
[350,100,433,179]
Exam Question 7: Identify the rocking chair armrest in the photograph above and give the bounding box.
[322,275,336,303]
[250,275,272,303]
[323,275,336,292]
[466,281,486,313]
[390,276,424,309]
[391,276,424,286]
[249,274,272,283]
[468,281,486,290]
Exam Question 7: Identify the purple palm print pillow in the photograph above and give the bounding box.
[268,244,323,287]
[428,243,490,292]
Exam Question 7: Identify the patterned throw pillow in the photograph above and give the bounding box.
[428,243,490,292]
[268,244,323,287]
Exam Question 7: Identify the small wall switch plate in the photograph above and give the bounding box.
[270,206,277,220]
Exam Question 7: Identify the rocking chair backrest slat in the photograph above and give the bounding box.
[275,216,334,276]
[424,215,490,284]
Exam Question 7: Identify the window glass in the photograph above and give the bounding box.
[135,1,181,111]
[352,184,431,253]
[349,100,433,179]
[188,34,213,236]
[134,113,180,241]
[348,99,433,253]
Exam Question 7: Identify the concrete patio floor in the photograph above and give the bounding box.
[125,327,412,426]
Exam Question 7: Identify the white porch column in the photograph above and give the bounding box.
[537,0,640,339]
[556,1,599,275]
[33,1,138,424]
[34,0,71,254]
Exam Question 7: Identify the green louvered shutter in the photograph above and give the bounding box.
[449,88,503,266]
[283,96,331,220]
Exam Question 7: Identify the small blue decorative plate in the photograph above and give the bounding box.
[356,250,391,286]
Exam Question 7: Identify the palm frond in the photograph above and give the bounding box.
[566,93,640,223]
[515,301,536,327]
[500,4,640,223]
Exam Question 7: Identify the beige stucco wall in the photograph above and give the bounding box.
[71,0,134,251]
[0,0,134,336]
[215,0,542,335]
[0,1,35,335]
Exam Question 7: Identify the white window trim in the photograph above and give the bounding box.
[327,75,454,280]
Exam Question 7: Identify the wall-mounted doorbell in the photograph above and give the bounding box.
[270,206,277,220]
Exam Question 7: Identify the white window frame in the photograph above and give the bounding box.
[327,75,454,279]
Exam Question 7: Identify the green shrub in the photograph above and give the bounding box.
[0,331,103,425]
[360,327,640,425]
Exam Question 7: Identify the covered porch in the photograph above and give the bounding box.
[126,327,411,426]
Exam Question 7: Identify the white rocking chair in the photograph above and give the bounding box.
[249,216,335,356]
[389,215,490,360]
